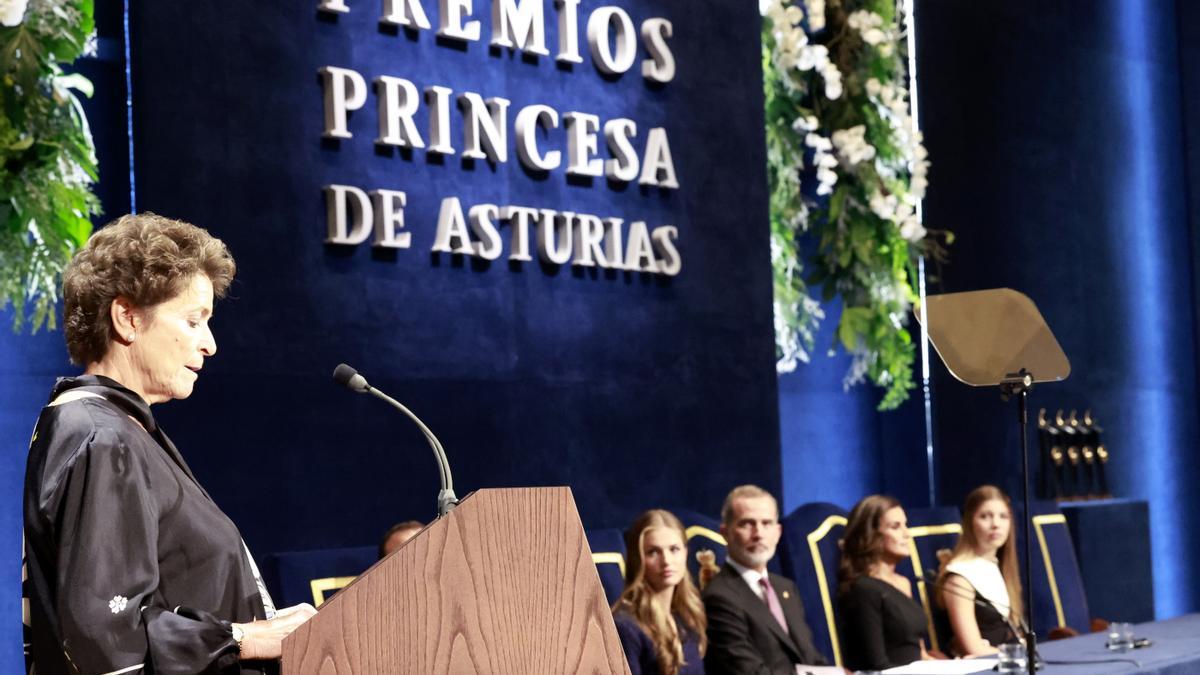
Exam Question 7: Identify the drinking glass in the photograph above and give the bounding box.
[997,641,1027,673]
[1107,622,1135,651]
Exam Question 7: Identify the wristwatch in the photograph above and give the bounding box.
[231,623,245,655]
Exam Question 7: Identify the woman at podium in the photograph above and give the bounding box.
[612,509,708,674]
[22,214,316,675]
[937,485,1022,656]
[837,495,930,670]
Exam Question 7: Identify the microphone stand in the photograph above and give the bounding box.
[999,369,1037,675]
[914,290,1069,675]
[365,387,460,517]
[922,570,1040,669]
[333,364,459,517]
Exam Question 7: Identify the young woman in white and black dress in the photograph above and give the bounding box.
[936,485,1023,656]
[838,495,931,671]
[612,509,708,675]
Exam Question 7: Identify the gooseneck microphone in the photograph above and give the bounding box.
[919,568,1035,664]
[332,363,459,516]
[920,569,1021,632]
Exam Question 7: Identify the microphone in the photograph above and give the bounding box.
[332,363,459,516]
[332,363,369,392]
[919,568,1046,672]
[918,569,1028,649]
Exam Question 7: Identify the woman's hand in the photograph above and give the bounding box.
[234,603,318,660]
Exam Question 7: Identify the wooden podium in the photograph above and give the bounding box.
[281,487,630,674]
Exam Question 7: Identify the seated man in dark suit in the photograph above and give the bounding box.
[703,485,829,674]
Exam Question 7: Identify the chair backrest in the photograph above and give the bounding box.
[262,545,378,608]
[777,502,848,667]
[671,508,728,584]
[262,526,637,613]
[585,528,628,606]
[1026,501,1091,635]
[903,505,963,655]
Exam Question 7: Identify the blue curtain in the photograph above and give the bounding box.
[913,0,1200,617]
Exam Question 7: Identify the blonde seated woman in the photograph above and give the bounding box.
[612,510,707,675]
[936,485,1023,656]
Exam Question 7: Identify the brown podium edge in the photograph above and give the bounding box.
[281,487,630,674]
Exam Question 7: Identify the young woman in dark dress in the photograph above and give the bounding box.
[936,485,1022,656]
[837,495,930,671]
[612,509,707,675]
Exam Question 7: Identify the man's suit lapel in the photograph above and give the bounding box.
[772,573,816,661]
[722,563,803,661]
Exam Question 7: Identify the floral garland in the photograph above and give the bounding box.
[0,0,99,331]
[762,0,947,410]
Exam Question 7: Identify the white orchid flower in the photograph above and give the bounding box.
[869,192,898,220]
[819,61,842,99]
[805,133,833,151]
[862,28,887,45]
[816,152,839,169]
[778,28,808,54]
[831,125,875,164]
[0,0,27,26]
[816,167,838,195]
[797,44,829,71]
[805,0,826,30]
[899,217,927,242]
[792,115,819,133]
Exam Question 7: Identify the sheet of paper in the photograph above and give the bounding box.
[882,658,999,674]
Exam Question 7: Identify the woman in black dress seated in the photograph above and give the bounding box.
[936,485,1022,656]
[612,509,707,675]
[23,214,316,674]
[838,495,930,671]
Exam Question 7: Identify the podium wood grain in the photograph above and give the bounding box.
[281,487,630,674]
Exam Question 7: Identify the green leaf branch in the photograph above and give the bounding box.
[763,0,948,410]
[0,0,100,332]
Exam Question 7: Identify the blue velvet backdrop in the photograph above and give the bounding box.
[119,0,783,552]
[912,0,1200,618]
[777,309,930,514]
[6,0,1200,670]
[1,2,782,669]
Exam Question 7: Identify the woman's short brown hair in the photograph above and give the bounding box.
[63,213,236,365]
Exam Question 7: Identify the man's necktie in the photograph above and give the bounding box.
[759,576,789,632]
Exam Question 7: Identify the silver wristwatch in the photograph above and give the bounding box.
[231,623,245,655]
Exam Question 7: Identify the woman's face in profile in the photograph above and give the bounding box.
[971,498,1011,556]
[877,505,910,563]
[129,274,217,403]
[641,526,687,593]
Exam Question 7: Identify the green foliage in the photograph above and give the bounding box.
[0,0,100,332]
[763,0,948,410]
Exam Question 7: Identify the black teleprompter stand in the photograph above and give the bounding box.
[1000,368,1040,673]
[916,289,1071,675]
